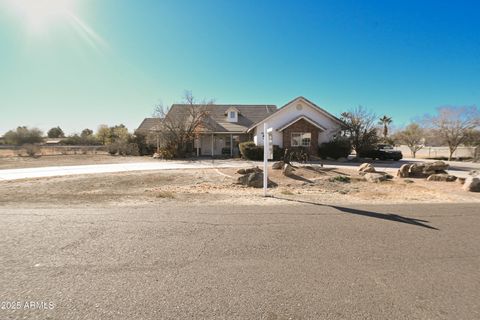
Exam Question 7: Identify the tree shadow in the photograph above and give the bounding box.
[273,196,438,230]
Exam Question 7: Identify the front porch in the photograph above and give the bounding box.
[196,133,249,157]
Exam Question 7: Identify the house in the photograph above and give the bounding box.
[137,97,344,157]
[248,97,345,155]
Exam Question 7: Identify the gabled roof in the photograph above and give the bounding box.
[247,96,345,132]
[277,115,327,132]
[136,118,163,134]
[167,104,277,133]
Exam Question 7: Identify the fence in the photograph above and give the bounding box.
[393,145,479,159]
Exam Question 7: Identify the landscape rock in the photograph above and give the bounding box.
[397,164,411,177]
[237,168,246,174]
[426,174,457,182]
[282,164,295,176]
[424,161,449,172]
[364,172,387,183]
[272,161,284,170]
[462,176,480,192]
[358,163,376,173]
[236,172,275,188]
[408,163,425,175]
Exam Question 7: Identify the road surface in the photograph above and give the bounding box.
[1,202,479,319]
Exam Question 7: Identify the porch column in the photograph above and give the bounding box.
[211,133,214,157]
[230,134,233,157]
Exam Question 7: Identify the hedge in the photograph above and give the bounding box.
[318,139,352,160]
[239,141,284,161]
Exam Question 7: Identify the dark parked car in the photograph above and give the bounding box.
[359,144,403,161]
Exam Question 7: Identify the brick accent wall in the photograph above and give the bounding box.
[282,119,320,155]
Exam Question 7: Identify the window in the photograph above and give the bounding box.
[291,132,311,147]
[229,111,235,118]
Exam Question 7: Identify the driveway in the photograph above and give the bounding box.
[1,202,479,319]
[0,159,255,181]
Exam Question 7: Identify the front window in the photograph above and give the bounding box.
[291,132,311,147]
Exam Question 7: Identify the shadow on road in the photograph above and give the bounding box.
[273,196,439,230]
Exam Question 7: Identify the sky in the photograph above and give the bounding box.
[0,0,479,135]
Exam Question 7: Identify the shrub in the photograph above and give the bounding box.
[107,143,118,155]
[318,139,352,160]
[329,175,351,183]
[157,146,175,159]
[23,144,41,157]
[125,143,140,156]
[239,141,283,161]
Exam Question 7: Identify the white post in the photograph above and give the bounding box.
[263,123,268,197]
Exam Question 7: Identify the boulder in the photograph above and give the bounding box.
[426,174,457,182]
[246,172,265,188]
[462,176,480,192]
[424,161,449,172]
[282,164,295,176]
[397,164,411,178]
[364,172,387,183]
[408,163,425,174]
[237,168,246,174]
[358,163,376,173]
[236,172,263,187]
[272,161,284,170]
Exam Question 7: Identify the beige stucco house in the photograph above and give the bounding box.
[137,97,344,157]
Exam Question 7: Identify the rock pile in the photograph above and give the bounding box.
[236,167,275,188]
[357,163,393,182]
[397,161,449,178]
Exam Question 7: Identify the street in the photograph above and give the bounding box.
[1,202,479,319]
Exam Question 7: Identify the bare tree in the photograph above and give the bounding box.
[424,106,480,160]
[153,91,214,157]
[396,123,425,158]
[340,106,379,156]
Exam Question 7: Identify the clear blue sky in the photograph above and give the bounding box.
[1,0,479,135]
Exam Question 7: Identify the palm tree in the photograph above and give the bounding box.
[378,115,393,140]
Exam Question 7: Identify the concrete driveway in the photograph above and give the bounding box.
[1,202,479,319]
[0,159,255,181]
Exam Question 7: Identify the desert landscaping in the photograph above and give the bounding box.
[1,156,479,209]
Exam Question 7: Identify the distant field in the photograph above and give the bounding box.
[0,154,155,170]
[0,145,106,157]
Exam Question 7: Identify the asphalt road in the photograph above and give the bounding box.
[1,202,479,319]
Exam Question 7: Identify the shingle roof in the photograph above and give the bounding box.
[167,104,277,133]
[135,118,163,134]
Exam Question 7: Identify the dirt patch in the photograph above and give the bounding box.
[0,164,478,208]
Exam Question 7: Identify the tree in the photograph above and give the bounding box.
[81,128,94,138]
[96,125,110,145]
[340,106,379,156]
[153,91,214,157]
[424,106,480,160]
[47,126,65,138]
[378,115,393,140]
[4,126,44,145]
[396,123,425,158]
